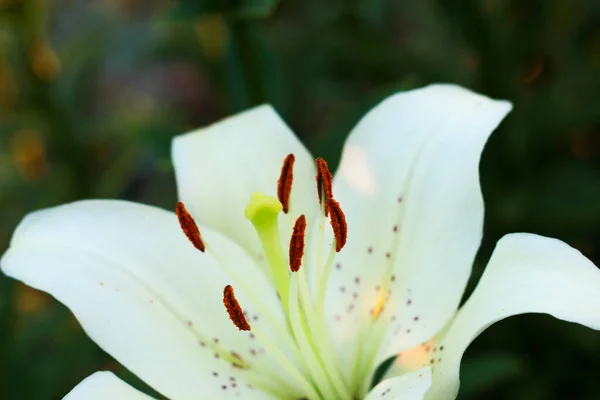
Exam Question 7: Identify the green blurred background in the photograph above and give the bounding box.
[0,0,599,398]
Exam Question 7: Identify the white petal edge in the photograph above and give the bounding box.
[1,200,287,399]
[427,233,600,399]
[365,367,432,400]
[63,371,153,400]
[324,84,512,381]
[172,104,318,262]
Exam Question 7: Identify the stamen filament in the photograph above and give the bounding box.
[206,245,303,363]
[315,239,337,316]
[348,322,368,394]
[288,273,338,400]
[297,266,353,399]
[298,208,352,399]
[313,210,327,295]
[252,326,322,400]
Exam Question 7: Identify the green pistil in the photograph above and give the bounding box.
[245,192,290,310]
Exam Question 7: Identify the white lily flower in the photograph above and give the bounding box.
[3,84,600,400]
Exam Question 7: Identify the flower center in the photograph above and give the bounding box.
[239,157,352,400]
[176,155,386,400]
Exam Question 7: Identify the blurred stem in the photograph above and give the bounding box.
[225,19,269,111]
[240,23,267,100]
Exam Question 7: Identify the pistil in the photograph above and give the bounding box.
[244,192,291,310]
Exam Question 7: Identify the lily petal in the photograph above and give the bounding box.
[1,200,287,399]
[365,367,432,400]
[64,371,153,400]
[326,84,512,379]
[172,105,318,262]
[427,233,600,399]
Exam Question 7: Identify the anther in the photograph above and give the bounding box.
[326,198,347,252]
[223,285,251,331]
[175,202,205,252]
[315,158,333,210]
[277,154,295,214]
[289,215,306,272]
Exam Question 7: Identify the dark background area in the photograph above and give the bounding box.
[0,0,599,398]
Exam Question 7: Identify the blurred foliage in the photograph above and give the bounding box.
[0,0,599,398]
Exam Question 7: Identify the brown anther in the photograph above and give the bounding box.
[327,198,347,252]
[223,285,251,331]
[277,154,295,213]
[289,215,307,272]
[175,202,205,252]
[316,158,333,211]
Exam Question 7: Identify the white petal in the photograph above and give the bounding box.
[325,84,512,378]
[365,367,432,400]
[172,105,318,261]
[427,233,600,399]
[1,200,288,399]
[63,371,153,400]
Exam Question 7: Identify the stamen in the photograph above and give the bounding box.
[223,285,251,331]
[287,273,339,400]
[175,201,205,252]
[289,215,306,272]
[315,158,333,209]
[277,154,295,214]
[326,198,347,252]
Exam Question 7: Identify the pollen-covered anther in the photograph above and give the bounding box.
[223,285,251,331]
[175,202,205,252]
[315,157,333,210]
[327,198,347,252]
[277,153,295,214]
[289,215,307,272]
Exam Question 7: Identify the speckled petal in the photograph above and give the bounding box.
[428,233,600,399]
[324,84,512,384]
[1,200,292,399]
[365,368,431,400]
